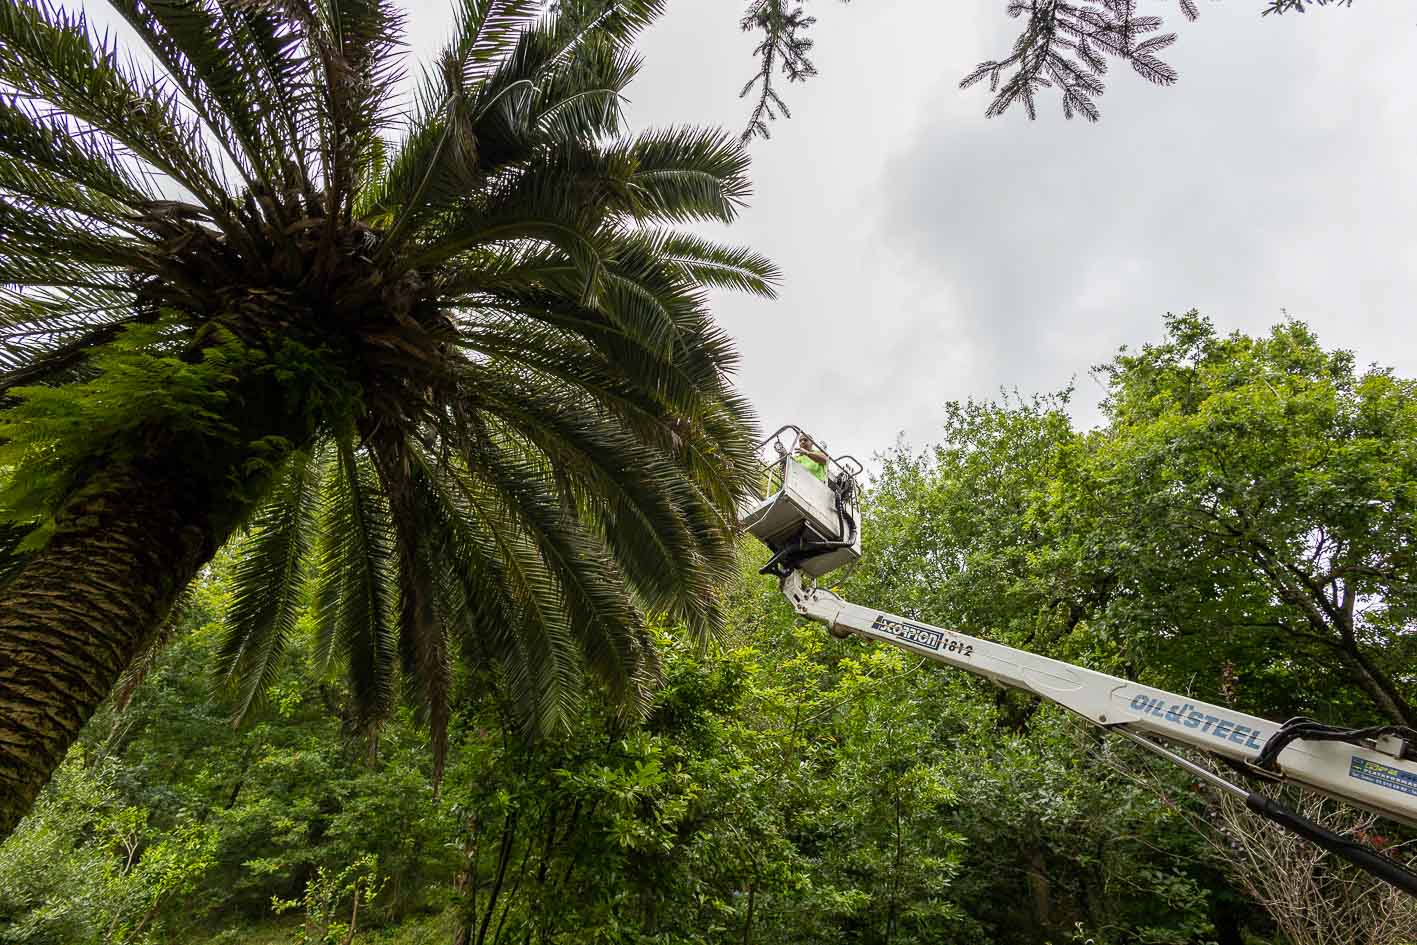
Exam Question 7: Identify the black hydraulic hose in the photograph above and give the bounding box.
[1245,792,1417,897]
[760,537,809,576]
[824,486,857,548]
[1115,727,1417,899]
[1254,718,1417,771]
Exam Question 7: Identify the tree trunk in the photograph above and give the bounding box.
[0,459,224,837]
[1333,583,1415,727]
[1342,645,1416,728]
[1027,846,1051,934]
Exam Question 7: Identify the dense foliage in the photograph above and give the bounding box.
[0,550,1228,945]
[6,315,1412,943]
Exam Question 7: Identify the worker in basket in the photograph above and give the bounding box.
[794,433,830,482]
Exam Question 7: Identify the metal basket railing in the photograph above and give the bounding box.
[749,424,863,502]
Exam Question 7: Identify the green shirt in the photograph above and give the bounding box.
[796,454,828,482]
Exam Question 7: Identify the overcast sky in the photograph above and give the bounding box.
[417,0,1417,465]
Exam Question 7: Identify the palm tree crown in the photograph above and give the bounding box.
[0,0,776,788]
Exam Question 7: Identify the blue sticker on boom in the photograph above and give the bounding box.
[1350,757,1417,798]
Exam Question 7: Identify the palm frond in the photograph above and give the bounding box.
[225,0,316,177]
[404,132,757,318]
[370,0,677,265]
[314,433,398,732]
[406,199,609,283]
[606,126,754,224]
[0,193,154,271]
[0,0,233,224]
[446,0,543,92]
[410,439,586,732]
[528,34,638,143]
[445,360,749,640]
[398,530,452,779]
[447,305,708,447]
[0,286,139,386]
[378,0,540,205]
[471,382,727,633]
[403,445,537,724]
[217,447,323,724]
[464,427,655,711]
[626,230,780,297]
[0,160,137,235]
[366,433,453,781]
[456,0,658,163]
[312,0,405,222]
[0,256,131,291]
[0,320,134,392]
[447,241,688,361]
[0,95,157,213]
[106,0,292,196]
[440,287,760,524]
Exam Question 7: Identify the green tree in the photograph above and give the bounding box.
[0,756,218,945]
[840,376,1287,942]
[270,854,386,945]
[433,625,811,945]
[850,390,1093,661]
[1084,312,1417,726]
[0,556,466,940]
[854,313,1417,732]
[0,0,777,837]
[2,536,1266,944]
[838,313,1417,940]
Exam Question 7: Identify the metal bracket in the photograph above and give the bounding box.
[1376,733,1409,760]
[779,569,811,614]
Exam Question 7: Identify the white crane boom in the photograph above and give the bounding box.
[779,571,1417,830]
[741,425,1417,896]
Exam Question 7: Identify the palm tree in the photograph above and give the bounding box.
[0,0,778,836]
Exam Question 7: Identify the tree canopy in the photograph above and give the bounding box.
[1088,312,1417,726]
[859,312,1417,731]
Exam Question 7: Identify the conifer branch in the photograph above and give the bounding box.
[740,0,1359,139]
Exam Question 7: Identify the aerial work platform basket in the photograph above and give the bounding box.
[738,425,863,578]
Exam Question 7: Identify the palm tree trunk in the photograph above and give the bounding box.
[0,459,223,837]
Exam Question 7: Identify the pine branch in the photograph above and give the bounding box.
[740,0,1359,138]
[738,0,819,143]
[961,0,1182,123]
[1263,0,1353,13]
